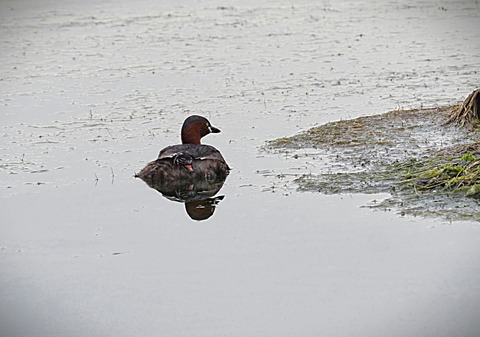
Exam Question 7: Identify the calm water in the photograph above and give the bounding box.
[1,0,480,336]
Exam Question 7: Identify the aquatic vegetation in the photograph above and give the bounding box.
[267,104,480,221]
[401,147,480,197]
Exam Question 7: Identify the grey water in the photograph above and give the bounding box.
[1,0,480,336]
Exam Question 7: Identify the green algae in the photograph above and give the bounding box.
[267,106,480,222]
[402,150,480,193]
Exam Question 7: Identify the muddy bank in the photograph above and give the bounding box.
[267,106,480,221]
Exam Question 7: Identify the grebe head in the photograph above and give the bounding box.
[181,115,221,145]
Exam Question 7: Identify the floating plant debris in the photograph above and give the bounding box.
[267,93,480,221]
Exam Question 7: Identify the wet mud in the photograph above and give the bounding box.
[267,106,480,221]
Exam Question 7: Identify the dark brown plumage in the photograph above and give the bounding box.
[135,115,230,182]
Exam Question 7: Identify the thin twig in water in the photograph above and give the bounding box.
[111,167,115,184]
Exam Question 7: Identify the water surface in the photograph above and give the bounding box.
[1,0,480,336]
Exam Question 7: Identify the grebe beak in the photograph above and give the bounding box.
[209,126,221,133]
[184,164,194,172]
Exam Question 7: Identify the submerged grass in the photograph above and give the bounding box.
[267,106,480,221]
[401,147,480,197]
